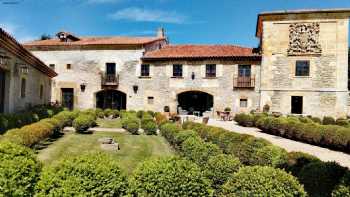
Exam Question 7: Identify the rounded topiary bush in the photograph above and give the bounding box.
[143,121,157,135]
[234,113,254,127]
[0,141,41,196]
[298,161,347,197]
[174,130,199,148]
[181,137,222,166]
[72,115,95,133]
[332,171,350,197]
[35,153,128,196]
[126,119,139,135]
[130,157,212,196]
[222,166,307,197]
[323,116,336,125]
[204,154,240,189]
[104,108,113,118]
[254,145,288,167]
[159,123,181,145]
[283,151,321,176]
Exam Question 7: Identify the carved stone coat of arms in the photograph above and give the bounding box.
[287,23,322,55]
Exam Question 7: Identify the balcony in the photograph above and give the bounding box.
[102,74,119,87]
[233,76,255,88]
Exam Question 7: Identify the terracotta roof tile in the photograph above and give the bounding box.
[23,36,165,46]
[143,45,259,60]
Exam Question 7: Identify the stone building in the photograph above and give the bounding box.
[256,9,350,117]
[23,9,350,118]
[24,30,168,110]
[0,28,56,113]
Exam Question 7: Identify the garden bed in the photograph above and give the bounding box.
[37,131,174,175]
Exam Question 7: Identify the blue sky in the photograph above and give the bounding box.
[1,0,350,47]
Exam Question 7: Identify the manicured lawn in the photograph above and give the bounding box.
[37,131,175,175]
[96,118,122,128]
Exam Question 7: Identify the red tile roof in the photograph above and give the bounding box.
[0,28,57,77]
[142,45,260,60]
[24,36,166,46]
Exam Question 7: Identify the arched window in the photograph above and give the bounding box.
[21,78,26,98]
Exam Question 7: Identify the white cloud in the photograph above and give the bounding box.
[109,7,187,24]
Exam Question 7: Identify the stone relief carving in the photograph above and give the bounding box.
[287,23,322,55]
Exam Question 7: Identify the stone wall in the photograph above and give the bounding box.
[30,48,260,116]
[0,46,52,113]
[260,13,349,117]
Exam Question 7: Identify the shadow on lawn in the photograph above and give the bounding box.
[33,132,65,152]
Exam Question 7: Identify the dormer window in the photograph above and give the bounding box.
[56,32,80,42]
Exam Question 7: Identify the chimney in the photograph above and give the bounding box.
[157,27,165,38]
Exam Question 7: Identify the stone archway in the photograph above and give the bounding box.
[177,91,213,116]
[96,89,126,110]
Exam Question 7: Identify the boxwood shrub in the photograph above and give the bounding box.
[236,113,350,152]
[159,123,181,145]
[254,145,288,167]
[222,166,307,196]
[143,121,157,135]
[72,114,96,133]
[298,161,347,197]
[204,154,241,190]
[323,116,336,125]
[332,171,350,197]
[125,119,140,135]
[174,130,199,149]
[35,153,128,196]
[0,141,41,196]
[181,137,222,166]
[283,151,321,177]
[130,157,212,196]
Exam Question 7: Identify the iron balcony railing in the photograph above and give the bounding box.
[233,76,255,88]
[102,74,119,86]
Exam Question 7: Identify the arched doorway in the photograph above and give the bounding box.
[96,90,126,110]
[177,91,213,116]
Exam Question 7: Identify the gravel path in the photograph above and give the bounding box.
[202,119,350,168]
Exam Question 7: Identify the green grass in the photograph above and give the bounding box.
[96,118,122,128]
[37,131,175,175]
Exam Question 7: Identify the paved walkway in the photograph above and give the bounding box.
[199,119,350,168]
[63,127,126,133]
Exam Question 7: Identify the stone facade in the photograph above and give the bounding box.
[0,30,54,113]
[257,11,350,118]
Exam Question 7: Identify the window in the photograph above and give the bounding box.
[49,64,55,71]
[66,64,71,70]
[238,65,251,77]
[147,96,154,104]
[141,64,150,77]
[173,64,183,77]
[21,78,26,98]
[240,99,248,108]
[206,64,216,78]
[40,84,44,99]
[295,60,310,76]
[106,63,116,75]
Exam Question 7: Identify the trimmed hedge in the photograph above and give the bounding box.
[222,166,307,196]
[159,123,182,145]
[181,136,222,166]
[204,154,241,189]
[143,121,157,135]
[0,105,63,134]
[332,171,350,197]
[130,157,212,196]
[2,110,78,147]
[283,151,321,177]
[254,145,288,167]
[35,153,128,196]
[298,161,347,197]
[235,113,350,152]
[0,141,41,196]
[72,114,96,133]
